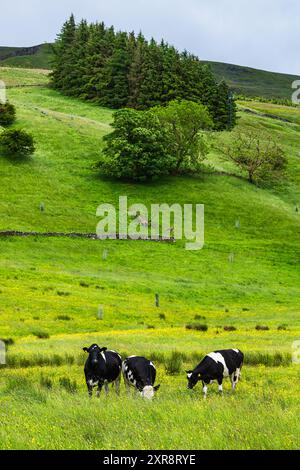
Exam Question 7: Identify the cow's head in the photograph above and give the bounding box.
[141,384,161,400]
[186,370,200,389]
[83,344,107,364]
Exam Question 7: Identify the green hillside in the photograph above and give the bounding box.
[0,67,300,449]
[1,43,299,101]
[0,44,53,69]
[204,60,300,100]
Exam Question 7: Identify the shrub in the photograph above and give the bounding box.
[0,102,16,126]
[59,377,77,394]
[278,324,287,331]
[185,323,208,332]
[223,326,237,331]
[255,325,269,331]
[194,314,206,320]
[32,330,50,339]
[0,129,35,157]
[56,315,72,321]
[56,291,71,297]
[165,351,183,375]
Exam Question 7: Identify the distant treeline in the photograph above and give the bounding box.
[51,15,236,130]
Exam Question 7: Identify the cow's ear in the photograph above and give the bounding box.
[100,347,107,352]
[83,347,89,353]
[185,370,192,374]
[154,384,161,392]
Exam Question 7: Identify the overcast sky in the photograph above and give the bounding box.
[0,0,299,75]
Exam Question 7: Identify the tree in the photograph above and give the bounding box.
[0,102,16,126]
[51,17,237,129]
[99,32,131,108]
[97,108,174,181]
[154,100,213,174]
[217,131,287,185]
[0,129,35,157]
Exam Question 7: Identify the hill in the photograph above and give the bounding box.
[204,60,299,100]
[0,67,299,449]
[0,44,53,69]
[1,43,299,101]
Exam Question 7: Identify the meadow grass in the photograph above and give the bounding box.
[0,67,299,449]
[1,364,300,450]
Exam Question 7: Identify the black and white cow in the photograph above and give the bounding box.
[122,356,160,399]
[186,349,244,397]
[83,344,122,398]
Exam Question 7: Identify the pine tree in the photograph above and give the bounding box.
[51,14,76,90]
[127,32,146,108]
[99,31,130,108]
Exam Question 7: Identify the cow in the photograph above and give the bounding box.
[83,344,122,398]
[122,356,161,399]
[186,349,244,398]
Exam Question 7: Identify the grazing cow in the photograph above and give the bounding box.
[186,349,244,398]
[122,356,160,399]
[83,344,122,398]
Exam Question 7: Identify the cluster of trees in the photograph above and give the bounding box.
[98,99,287,185]
[97,100,212,181]
[51,15,236,130]
[0,102,35,158]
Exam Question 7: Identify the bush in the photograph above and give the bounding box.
[223,326,237,331]
[165,351,183,375]
[59,377,77,394]
[32,330,50,339]
[185,323,208,332]
[0,102,16,126]
[0,129,35,157]
[255,325,269,331]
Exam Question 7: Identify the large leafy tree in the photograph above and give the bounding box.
[97,108,173,181]
[154,100,213,174]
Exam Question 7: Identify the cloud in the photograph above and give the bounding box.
[0,0,299,74]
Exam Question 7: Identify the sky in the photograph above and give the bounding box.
[0,0,299,75]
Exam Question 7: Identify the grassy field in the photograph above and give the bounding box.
[0,67,300,450]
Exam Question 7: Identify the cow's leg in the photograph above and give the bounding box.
[217,377,223,395]
[96,383,103,398]
[123,376,131,396]
[202,381,208,399]
[115,375,121,396]
[232,368,241,390]
[87,382,93,399]
[104,381,109,396]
